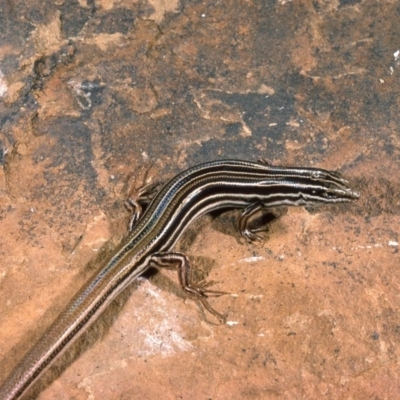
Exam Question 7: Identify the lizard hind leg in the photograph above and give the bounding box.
[124,163,163,231]
[149,252,227,324]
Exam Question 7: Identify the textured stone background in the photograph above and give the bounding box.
[0,0,399,399]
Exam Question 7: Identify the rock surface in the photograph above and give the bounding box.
[0,1,399,399]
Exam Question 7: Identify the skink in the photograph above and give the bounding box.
[0,159,359,399]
